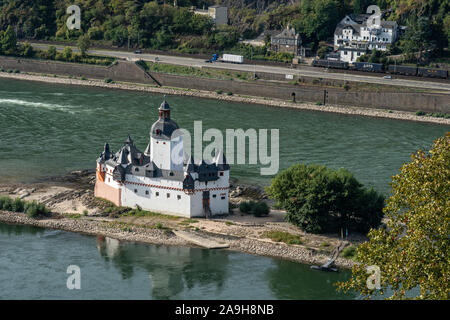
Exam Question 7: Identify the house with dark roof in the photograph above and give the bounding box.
[270,26,302,55]
[94,98,230,218]
[334,13,399,62]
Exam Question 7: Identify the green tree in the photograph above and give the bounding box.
[1,25,17,55]
[47,45,57,60]
[293,0,341,45]
[20,42,34,57]
[77,34,91,56]
[266,163,384,234]
[401,17,435,64]
[337,134,450,299]
[317,41,330,59]
[62,46,73,61]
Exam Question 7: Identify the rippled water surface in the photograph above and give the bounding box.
[0,78,448,194]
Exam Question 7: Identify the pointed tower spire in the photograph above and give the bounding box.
[159,96,171,119]
[185,154,195,172]
[125,134,133,145]
[214,149,229,171]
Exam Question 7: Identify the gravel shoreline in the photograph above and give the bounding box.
[1,72,449,125]
[0,210,355,269]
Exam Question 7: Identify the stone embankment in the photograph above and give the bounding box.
[1,72,449,125]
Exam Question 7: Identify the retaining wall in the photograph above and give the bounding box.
[1,56,448,113]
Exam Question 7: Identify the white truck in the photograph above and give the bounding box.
[221,54,244,64]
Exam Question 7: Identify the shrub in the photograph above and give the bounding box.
[12,197,24,212]
[226,91,233,96]
[239,200,255,213]
[239,200,270,217]
[266,163,384,234]
[0,196,13,211]
[24,200,49,218]
[253,202,270,217]
[341,245,357,260]
[415,110,426,116]
[216,89,223,94]
[104,78,113,83]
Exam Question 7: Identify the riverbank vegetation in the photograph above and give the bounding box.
[239,200,270,217]
[0,26,114,66]
[0,196,49,218]
[337,133,450,300]
[266,163,385,234]
[263,230,304,245]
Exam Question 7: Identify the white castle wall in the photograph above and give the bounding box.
[120,174,191,217]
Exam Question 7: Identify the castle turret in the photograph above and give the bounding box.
[149,98,183,171]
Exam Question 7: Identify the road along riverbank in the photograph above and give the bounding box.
[1,72,449,125]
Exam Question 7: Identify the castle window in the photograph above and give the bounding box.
[213,194,217,198]
[134,189,137,193]
[167,193,170,198]
[145,190,149,195]
[177,195,181,200]
[135,168,139,172]
[219,172,224,176]
[221,196,226,200]
[156,192,159,197]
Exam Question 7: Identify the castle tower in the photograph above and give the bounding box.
[149,97,183,171]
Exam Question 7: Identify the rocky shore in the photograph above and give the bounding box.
[0,170,357,269]
[1,72,449,125]
[0,210,355,269]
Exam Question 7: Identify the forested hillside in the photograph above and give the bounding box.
[0,0,448,61]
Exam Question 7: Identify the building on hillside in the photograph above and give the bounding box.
[193,5,228,26]
[333,13,398,63]
[94,98,230,218]
[270,26,302,56]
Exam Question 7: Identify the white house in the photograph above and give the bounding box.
[334,14,398,63]
[94,98,230,218]
[194,5,228,26]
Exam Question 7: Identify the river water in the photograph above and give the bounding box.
[0,223,354,299]
[0,78,447,299]
[0,78,448,194]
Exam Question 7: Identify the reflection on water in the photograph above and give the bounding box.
[0,223,354,299]
[97,235,229,299]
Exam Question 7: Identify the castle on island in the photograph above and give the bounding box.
[94,98,230,218]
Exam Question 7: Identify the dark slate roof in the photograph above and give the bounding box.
[185,155,195,172]
[150,118,179,140]
[97,143,113,163]
[335,14,397,35]
[159,96,170,111]
[272,27,299,39]
[213,149,230,171]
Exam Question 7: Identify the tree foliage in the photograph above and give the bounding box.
[77,34,91,56]
[266,163,384,234]
[0,0,448,56]
[337,134,450,299]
